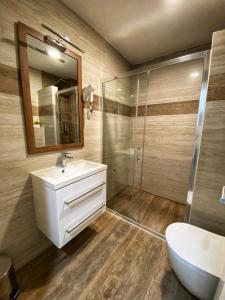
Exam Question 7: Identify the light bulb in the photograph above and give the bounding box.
[190,72,200,78]
[47,47,60,59]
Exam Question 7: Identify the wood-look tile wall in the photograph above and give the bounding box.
[138,59,204,105]
[137,58,204,204]
[142,114,198,203]
[0,0,130,269]
[190,29,225,235]
[103,59,204,204]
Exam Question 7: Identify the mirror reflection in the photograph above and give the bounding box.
[27,34,80,147]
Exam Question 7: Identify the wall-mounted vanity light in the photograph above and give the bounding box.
[44,35,67,53]
[42,24,85,54]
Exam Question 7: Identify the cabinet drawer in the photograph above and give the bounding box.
[60,182,105,227]
[55,170,106,218]
[61,205,105,246]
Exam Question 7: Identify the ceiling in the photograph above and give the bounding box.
[62,0,225,65]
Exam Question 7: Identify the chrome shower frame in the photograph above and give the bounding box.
[101,49,211,234]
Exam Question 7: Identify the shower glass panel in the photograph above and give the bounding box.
[142,58,204,203]
[102,52,207,237]
[102,73,148,210]
[140,58,205,235]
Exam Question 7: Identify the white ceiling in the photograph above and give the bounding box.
[62,0,225,65]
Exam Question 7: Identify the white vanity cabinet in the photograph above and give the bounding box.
[31,160,107,248]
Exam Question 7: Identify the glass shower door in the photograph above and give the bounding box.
[102,73,148,216]
[102,53,207,237]
[131,72,149,193]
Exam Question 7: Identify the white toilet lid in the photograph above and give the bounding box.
[165,222,225,278]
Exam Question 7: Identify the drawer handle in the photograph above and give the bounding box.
[65,182,105,209]
[66,205,105,234]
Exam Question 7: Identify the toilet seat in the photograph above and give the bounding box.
[165,222,225,278]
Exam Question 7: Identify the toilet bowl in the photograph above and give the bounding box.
[165,223,225,300]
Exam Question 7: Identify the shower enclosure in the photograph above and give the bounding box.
[57,86,80,144]
[102,51,209,237]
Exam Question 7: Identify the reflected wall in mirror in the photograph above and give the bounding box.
[18,22,83,154]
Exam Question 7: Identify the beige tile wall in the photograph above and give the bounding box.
[144,59,204,105]
[103,59,204,204]
[142,114,198,203]
[29,68,42,107]
[133,59,204,204]
[0,0,130,269]
[190,29,225,235]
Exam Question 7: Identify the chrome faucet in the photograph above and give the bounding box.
[58,151,73,168]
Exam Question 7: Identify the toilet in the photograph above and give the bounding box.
[165,223,225,300]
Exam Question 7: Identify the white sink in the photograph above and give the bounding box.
[31,160,107,190]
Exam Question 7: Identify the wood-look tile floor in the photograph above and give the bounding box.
[107,187,185,235]
[17,212,196,300]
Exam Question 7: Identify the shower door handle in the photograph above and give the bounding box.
[136,147,142,162]
[219,186,225,205]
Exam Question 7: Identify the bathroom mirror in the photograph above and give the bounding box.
[18,22,83,154]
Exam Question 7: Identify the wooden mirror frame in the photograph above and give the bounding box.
[17,22,84,154]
